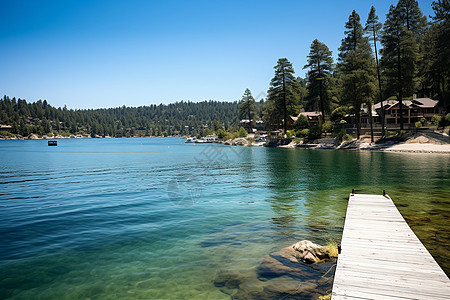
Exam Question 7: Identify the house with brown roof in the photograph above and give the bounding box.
[291,110,322,123]
[373,96,443,127]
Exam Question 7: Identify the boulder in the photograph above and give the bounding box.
[27,134,39,139]
[292,240,330,263]
[233,138,248,146]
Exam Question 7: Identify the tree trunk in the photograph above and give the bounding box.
[373,27,385,137]
[319,79,325,122]
[282,68,287,134]
[397,36,404,130]
[369,105,374,143]
[356,111,361,139]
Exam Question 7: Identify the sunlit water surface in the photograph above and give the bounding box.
[0,138,449,299]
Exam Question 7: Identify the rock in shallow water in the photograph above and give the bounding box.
[214,240,335,299]
[293,240,330,263]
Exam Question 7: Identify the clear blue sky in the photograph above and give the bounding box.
[0,0,434,109]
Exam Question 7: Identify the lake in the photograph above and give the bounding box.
[0,137,449,299]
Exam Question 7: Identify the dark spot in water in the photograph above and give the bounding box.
[214,272,242,289]
[404,215,431,226]
[431,200,450,205]
[397,203,408,207]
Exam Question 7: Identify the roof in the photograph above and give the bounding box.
[410,98,439,108]
[373,98,439,110]
[291,111,322,122]
[300,111,322,117]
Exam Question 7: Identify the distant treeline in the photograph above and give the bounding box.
[0,96,240,137]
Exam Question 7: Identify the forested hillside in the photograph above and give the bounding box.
[0,96,238,137]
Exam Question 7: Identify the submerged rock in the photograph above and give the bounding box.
[214,272,242,289]
[258,252,313,279]
[292,240,330,263]
[263,276,318,297]
[214,240,335,300]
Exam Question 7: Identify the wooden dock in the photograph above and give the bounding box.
[332,193,450,300]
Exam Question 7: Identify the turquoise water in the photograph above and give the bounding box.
[0,138,449,299]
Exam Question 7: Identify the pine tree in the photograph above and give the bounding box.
[303,39,334,120]
[381,2,425,129]
[339,11,377,139]
[396,0,428,35]
[238,88,256,132]
[340,47,377,139]
[365,6,386,137]
[338,10,365,64]
[429,0,450,110]
[264,58,300,133]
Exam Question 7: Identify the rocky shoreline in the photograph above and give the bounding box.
[222,132,450,154]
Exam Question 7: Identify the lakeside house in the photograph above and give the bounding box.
[373,96,443,126]
[291,110,322,124]
[351,96,444,131]
[0,125,13,132]
[239,119,265,132]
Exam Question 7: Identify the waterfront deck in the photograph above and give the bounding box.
[332,193,450,300]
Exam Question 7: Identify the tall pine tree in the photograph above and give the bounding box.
[339,11,377,139]
[338,10,365,64]
[303,39,334,120]
[429,0,450,111]
[381,1,425,129]
[263,58,300,133]
[238,88,257,132]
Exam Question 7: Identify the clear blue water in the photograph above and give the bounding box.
[0,137,449,299]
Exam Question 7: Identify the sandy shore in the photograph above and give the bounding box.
[382,143,450,153]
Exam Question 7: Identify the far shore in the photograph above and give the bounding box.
[1,132,449,154]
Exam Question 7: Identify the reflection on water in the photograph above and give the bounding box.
[0,139,449,299]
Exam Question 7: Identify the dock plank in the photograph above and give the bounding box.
[331,193,450,300]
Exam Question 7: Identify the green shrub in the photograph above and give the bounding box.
[439,113,450,127]
[415,121,422,128]
[298,129,309,137]
[322,121,333,133]
[238,127,248,138]
[386,130,396,136]
[215,128,227,139]
[342,133,353,141]
[226,132,239,140]
[286,130,295,138]
[432,115,442,127]
[0,131,15,137]
[308,125,322,140]
[293,114,309,130]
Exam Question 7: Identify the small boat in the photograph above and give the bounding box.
[48,140,58,146]
[185,137,197,143]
